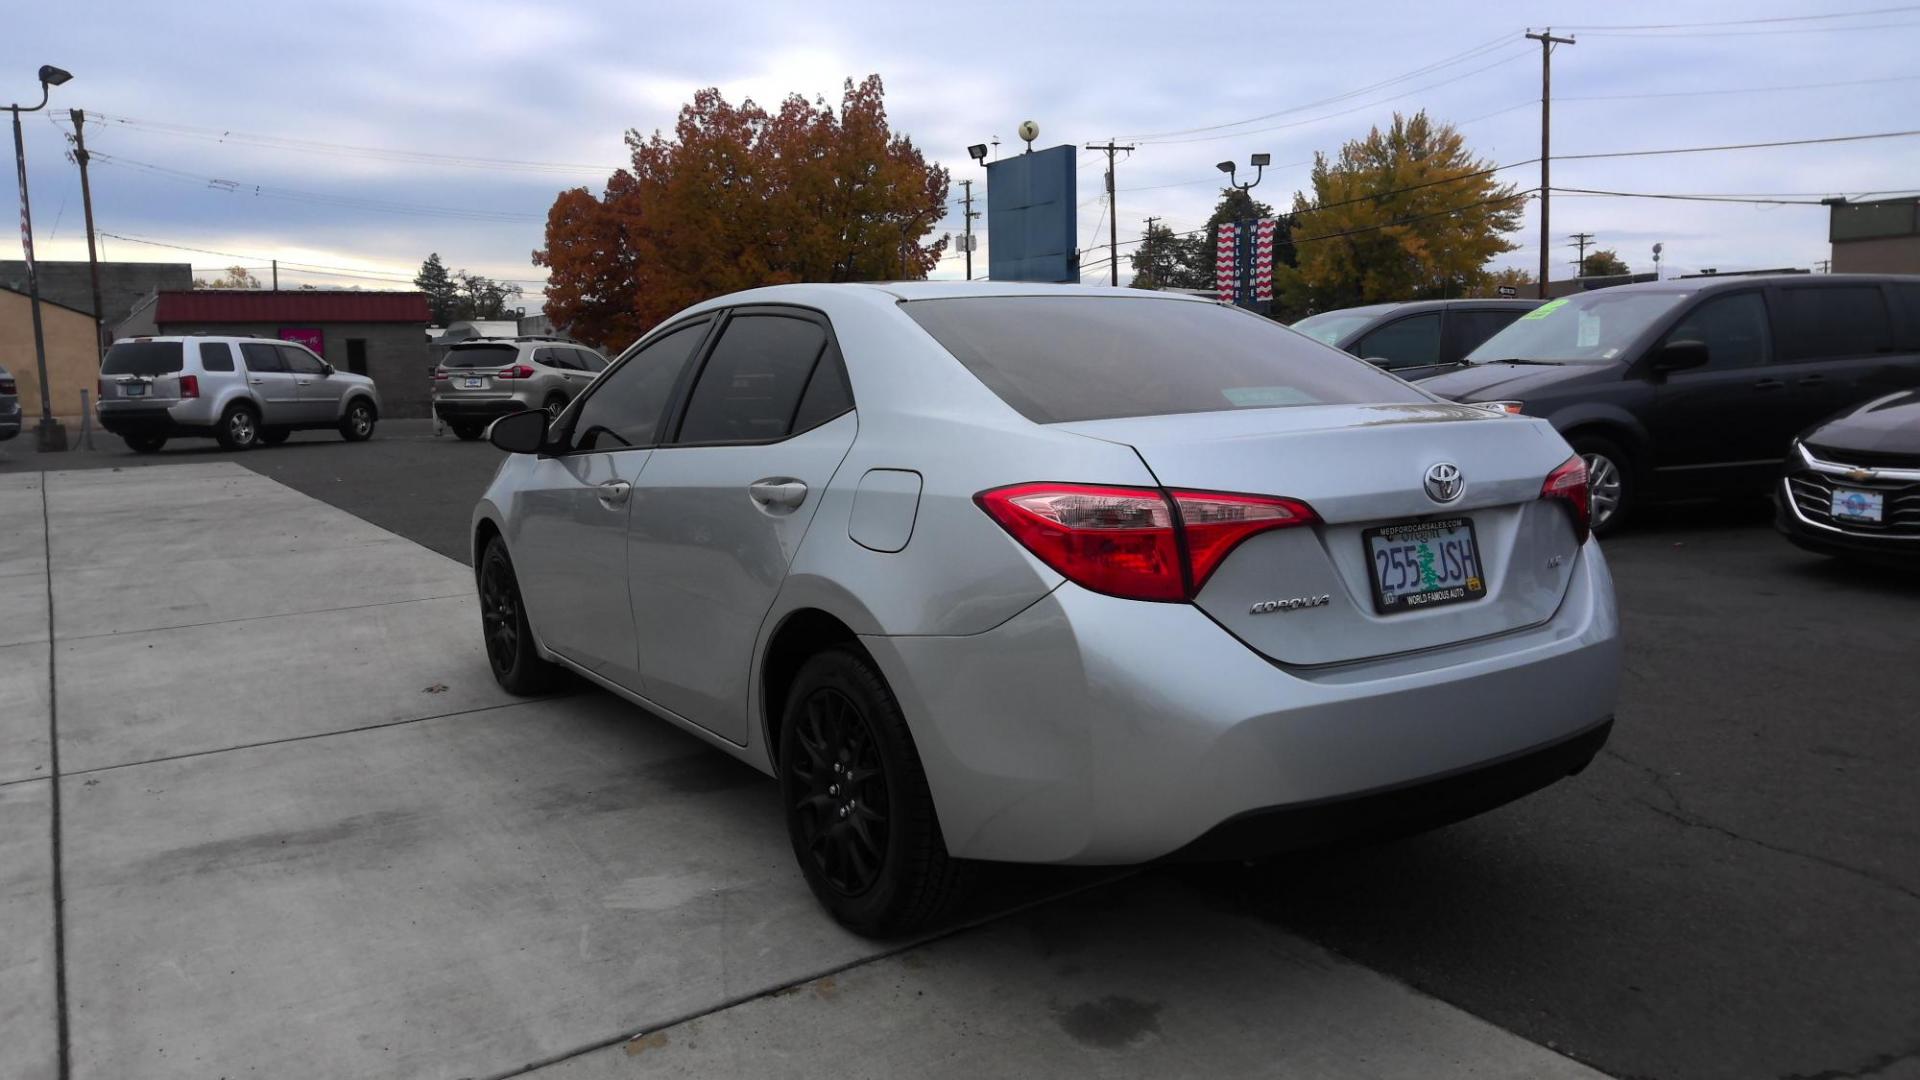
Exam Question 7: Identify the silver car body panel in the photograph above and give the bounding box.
[473,282,1621,865]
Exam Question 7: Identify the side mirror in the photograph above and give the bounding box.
[319,361,335,376]
[1652,339,1709,374]
[488,409,550,454]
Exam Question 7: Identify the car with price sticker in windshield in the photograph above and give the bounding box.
[469,282,1621,935]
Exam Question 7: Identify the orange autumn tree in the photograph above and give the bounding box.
[536,75,950,349]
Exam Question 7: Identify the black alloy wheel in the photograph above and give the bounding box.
[478,537,555,694]
[790,686,892,896]
[778,647,971,936]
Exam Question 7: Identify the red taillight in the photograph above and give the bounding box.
[432,369,449,381]
[497,364,535,380]
[1542,455,1590,544]
[975,482,1318,602]
[0,376,16,395]
[178,374,200,399]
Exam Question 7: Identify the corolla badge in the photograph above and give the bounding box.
[1250,594,1331,615]
[1424,462,1465,504]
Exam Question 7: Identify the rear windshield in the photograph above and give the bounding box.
[901,296,1427,423]
[101,341,185,376]
[443,344,520,368]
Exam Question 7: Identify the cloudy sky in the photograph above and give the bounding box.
[7,0,1918,307]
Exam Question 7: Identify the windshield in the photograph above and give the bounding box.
[1467,291,1689,364]
[100,341,185,376]
[1292,309,1386,347]
[443,344,521,368]
[902,296,1428,424]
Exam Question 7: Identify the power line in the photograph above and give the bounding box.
[1560,4,1920,30]
[1553,187,1829,206]
[1139,48,1534,145]
[86,152,545,223]
[1559,128,1920,160]
[64,112,619,175]
[1577,19,1920,38]
[96,231,551,288]
[1115,33,1520,141]
[1558,74,1920,101]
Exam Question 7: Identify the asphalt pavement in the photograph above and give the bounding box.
[5,427,1916,1080]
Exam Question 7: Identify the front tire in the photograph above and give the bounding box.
[124,434,167,454]
[1571,435,1632,536]
[450,422,484,441]
[339,399,376,441]
[215,404,259,450]
[478,537,557,695]
[779,647,970,937]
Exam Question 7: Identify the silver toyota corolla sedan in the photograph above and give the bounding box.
[471,282,1620,935]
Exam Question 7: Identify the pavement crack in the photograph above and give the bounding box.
[1780,1041,1920,1080]
[1603,748,1920,905]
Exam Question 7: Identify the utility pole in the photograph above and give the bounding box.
[1527,29,1575,299]
[1085,140,1135,286]
[272,259,279,291]
[1569,232,1593,276]
[68,109,107,357]
[958,179,980,281]
[1815,258,1831,273]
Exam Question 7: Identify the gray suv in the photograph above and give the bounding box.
[0,363,19,441]
[97,336,382,452]
[432,338,607,440]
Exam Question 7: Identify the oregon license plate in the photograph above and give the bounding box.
[1364,517,1487,615]
[1831,488,1884,523]
[464,377,483,389]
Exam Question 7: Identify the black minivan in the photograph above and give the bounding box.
[1420,274,1920,533]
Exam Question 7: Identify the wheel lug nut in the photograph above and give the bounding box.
[829,784,839,795]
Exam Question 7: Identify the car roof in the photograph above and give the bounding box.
[674,280,1215,315]
[1306,298,1543,320]
[1589,272,1905,298]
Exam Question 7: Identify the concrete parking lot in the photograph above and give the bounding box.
[2,429,1916,1080]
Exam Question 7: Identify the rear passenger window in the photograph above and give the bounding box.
[790,345,854,433]
[1663,293,1770,371]
[1775,286,1893,361]
[575,349,608,372]
[241,343,286,373]
[570,321,708,452]
[199,342,236,372]
[1886,283,1920,351]
[674,314,828,444]
[539,347,577,371]
[1357,313,1441,370]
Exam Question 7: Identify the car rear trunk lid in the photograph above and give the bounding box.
[1056,403,1585,666]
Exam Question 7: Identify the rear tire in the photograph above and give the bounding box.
[339,398,376,441]
[1570,434,1632,536]
[259,428,291,446]
[215,404,259,450]
[779,647,971,937]
[478,537,557,695]
[542,393,568,421]
[124,434,167,454]
[451,422,485,441]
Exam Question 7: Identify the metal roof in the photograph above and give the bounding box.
[154,290,430,324]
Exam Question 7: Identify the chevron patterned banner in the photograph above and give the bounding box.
[1254,218,1276,301]
[1215,222,1238,302]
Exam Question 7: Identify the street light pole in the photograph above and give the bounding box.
[8,64,74,452]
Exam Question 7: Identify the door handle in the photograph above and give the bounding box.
[1752,378,1786,390]
[249,377,265,385]
[748,479,808,510]
[296,379,314,386]
[1797,374,1826,386]
[595,480,631,508]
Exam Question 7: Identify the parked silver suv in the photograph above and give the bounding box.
[432,338,607,440]
[97,336,382,452]
[0,363,19,442]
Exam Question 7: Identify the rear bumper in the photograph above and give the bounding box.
[864,540,1620,865]
[434,396,526,422]
[0,401,19,440]
[96,404,214,437]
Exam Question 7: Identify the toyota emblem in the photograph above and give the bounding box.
[1424,462,1465,504]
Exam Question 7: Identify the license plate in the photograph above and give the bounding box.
[1363,517,1487,615]
[1831,488,1884,523]
[124,383,146,397]
[464,377,483,389]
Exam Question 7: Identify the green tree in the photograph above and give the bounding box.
[454,270,524,320]
[1470,266,1536,298]
[414,254,459,324]
[1581,249,1630,277]
[1282,111,1526,314]
[1128,221,1208,290]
